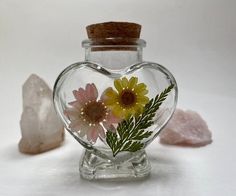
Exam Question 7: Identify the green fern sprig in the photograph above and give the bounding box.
[106,84,174,157]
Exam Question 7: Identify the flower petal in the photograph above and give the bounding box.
[64,108,80,120]
[103,88,118,105]
[73,90,79,99]
[104,87,118,97]
[124,108,134,119]
[87,127,99,143]
[114,79,123,93]
[68,100,81,110]
[121,77,129,88]
[101,88,108,101]
[77,88,87,105]
[111,104,124,118]
[137,95,149,104]
[102,110,120,131]
[69,117,90,136]
[103,121,111,130]
[86,83,98,101]
[69,119,83,130]
[97,125,105,138]
[134,83,147,94]
[91,83,98,100]
[77,123,90,137]
[106,111,121,124]
[132,104,144,116]
[138,89,148,95]
[128,77,138,89]
[86,127,93,141]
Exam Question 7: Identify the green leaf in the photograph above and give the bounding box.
[106,84,174,157]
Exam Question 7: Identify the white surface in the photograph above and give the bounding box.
[0,0,236,195]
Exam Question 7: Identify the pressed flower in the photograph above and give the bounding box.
[64,83,119,143]
[102,77,149,119]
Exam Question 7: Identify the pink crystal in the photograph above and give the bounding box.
[159,109,212,146]
[19,74,64,154]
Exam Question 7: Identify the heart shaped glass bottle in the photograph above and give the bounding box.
[53,22,178,180]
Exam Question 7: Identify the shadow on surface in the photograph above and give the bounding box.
[2,140,68,161]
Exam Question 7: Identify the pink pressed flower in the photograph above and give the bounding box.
[64,83,120,143]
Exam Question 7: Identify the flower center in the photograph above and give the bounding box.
[120,90,137,107]
[81,101,107,124]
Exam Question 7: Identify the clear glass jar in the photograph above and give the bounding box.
[53,35,178,180]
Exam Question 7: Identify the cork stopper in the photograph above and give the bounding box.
[86,22,141,39]
[85,22,142,50]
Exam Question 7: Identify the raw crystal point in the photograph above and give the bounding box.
[159,109,212,146]
[19,74,64,154]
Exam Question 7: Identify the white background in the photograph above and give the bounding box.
[0,0,236,195]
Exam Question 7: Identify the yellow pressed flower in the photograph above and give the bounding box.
[102,77,149,119]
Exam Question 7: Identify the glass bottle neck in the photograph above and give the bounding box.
[84,47,143,70]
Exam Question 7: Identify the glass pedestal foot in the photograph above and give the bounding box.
[79,149,151,181]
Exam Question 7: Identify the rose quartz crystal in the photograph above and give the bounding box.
[19,74,64,154]
[159,109,212,146]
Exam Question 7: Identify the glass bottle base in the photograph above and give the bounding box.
[79,149,151,181]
